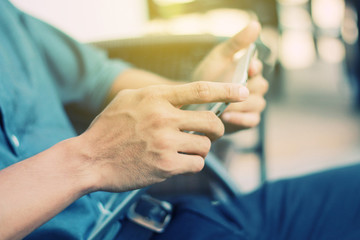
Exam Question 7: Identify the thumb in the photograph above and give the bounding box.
[220,21,261,58]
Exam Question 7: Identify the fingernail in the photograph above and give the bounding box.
[239,87,249,100]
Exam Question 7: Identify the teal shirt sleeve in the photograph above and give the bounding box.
[19,11,131,113]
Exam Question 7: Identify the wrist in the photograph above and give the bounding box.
[53,137,100,196]
[0,137,102,239]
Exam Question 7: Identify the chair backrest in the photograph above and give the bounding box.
[92,34,220,80]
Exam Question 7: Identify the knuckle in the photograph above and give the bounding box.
[207,112,223,131]
[193,82,211,101]
[251,96,266,111]
[205,110,217,122]
[149,109,174,129]
[159,159,173,172]
[195,136,212,158]
[224,84,234,99]
[202,137,212,154]
[194,160,205,173]
[116,89,134,99]
[260,78,269,93]
[216,116,225,134]
[259,62,264,73]
[209,115,225,138]
[151,113,166,128]
[192,156,205,173]
[227,39,243,53]
[217,120,225,137]
[259,98,267,111]
[153,132,172,150]
[255,59,264,73]
[140,88,158,101]
[219,125,225,137]
[158,155,177,176]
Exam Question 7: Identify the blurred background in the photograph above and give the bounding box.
[12,0,360,193]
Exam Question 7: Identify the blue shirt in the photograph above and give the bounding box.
[0,1,130,239]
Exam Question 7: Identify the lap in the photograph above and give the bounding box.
[135,164,360,240]
[235,164,360,240]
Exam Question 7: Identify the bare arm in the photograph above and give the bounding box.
[0,138,96,240]
[0,81,249,240]
[104,68,186,106]
[0,22,264,239]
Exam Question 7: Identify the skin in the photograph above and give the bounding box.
[192,21,268,132]
[0,21,268,240]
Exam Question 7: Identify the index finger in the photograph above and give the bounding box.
[162,81,249,106]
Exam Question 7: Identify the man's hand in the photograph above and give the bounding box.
[192,21,269,133]
[221,59,268,133]
[78,82,249,192]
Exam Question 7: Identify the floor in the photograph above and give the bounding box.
[219,58,360,193]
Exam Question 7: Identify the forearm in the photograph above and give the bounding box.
[0,138,96,240]
[105,68,186,105]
